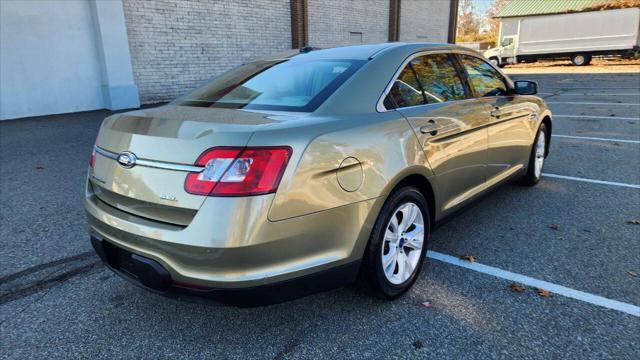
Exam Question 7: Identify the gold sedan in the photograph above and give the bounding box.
[85,43,551,305]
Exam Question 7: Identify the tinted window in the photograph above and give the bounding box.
[386,65,425,108]
[411,54,467,103]
[459,55,508,97]
[175,59,364,112]
[385,53,468,109]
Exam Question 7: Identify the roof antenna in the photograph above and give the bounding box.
[299,46,315,53]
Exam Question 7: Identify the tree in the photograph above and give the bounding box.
[456,0,481,43]
[485,0,510,46]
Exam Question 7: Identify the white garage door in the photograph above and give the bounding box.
[0,0,104,120]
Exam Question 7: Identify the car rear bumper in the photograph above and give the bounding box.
[85,187,382,302]
[90,235,360,306]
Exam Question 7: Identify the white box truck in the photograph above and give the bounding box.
[484,7,640,66]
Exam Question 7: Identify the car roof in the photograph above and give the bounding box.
[261,42,472,61]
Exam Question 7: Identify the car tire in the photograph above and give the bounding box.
[359,186,430,299]
[520,123,548,186]
[489,57,500,67]
[571,53,592,66]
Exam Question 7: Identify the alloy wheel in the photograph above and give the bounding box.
[381,202,425,285]
[534,129,546,179]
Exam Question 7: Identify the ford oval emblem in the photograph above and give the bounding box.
[117,151,137,169]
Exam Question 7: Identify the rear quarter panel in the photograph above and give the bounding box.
[247,112,431,222]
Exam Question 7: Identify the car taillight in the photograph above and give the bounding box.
[89,148,96,169]
[184,146,292,196]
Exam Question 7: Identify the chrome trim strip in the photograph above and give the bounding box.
[94,146,203,173]
[94,146,118,160]
[381,97,484,113]
[135,159,203,173]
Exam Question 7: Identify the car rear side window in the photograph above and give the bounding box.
[384,53,467,109]
[385,64,425,108]
[411,54,467,103]
[458,55,508,97]
[175,58,365,112]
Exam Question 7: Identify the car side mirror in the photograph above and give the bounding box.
[513,80,537,95]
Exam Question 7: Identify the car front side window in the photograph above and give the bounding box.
[458,55,508,97]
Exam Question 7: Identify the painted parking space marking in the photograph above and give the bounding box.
[538,87,640,91]
[547,101,640,106]
[542,173,640,189]
[554,115,640,121]
[539,92,640,96]
[552,134,640,144]
[427,251,640,317]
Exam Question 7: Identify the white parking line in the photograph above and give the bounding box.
[427,251,640,317]
[542,173,640,189]
[552,134,640,144]
[554,115,640,121]
[541,87,640,91]
[540,93,640,96]
[547,101,640,106]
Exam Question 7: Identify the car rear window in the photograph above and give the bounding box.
[175,58,365,112]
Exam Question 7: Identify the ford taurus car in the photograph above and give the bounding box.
[85,43,551,305]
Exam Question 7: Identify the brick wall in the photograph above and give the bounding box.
[307,0,389,48]
[122,0,291,103]
[399,0,450,42]
[122,0,452,104]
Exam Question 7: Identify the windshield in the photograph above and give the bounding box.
[175,58,365,112]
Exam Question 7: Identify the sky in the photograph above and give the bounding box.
[470,0,494,16]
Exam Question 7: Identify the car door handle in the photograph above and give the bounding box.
[419,120,441,134]
[490,109,500,118]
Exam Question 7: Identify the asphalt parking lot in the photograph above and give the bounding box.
[1,72,639,359]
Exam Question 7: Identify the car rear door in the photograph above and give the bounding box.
[456,54,535,186]
[382,52,490,214]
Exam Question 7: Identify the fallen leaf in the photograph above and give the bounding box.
[627,271,638,277]
[459,254,476,263]
[548,224,560,230]
[536,288,552,297]
[508,283,525,292]
[35,166,45,170]
[420,301,433,308]
[626,220,640,225]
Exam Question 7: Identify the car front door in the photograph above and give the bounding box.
[382,52,489,215]
[457,54,536,186]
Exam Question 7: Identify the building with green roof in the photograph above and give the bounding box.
[495,0,610,18]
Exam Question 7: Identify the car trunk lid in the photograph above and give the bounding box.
[90,105,279,225]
